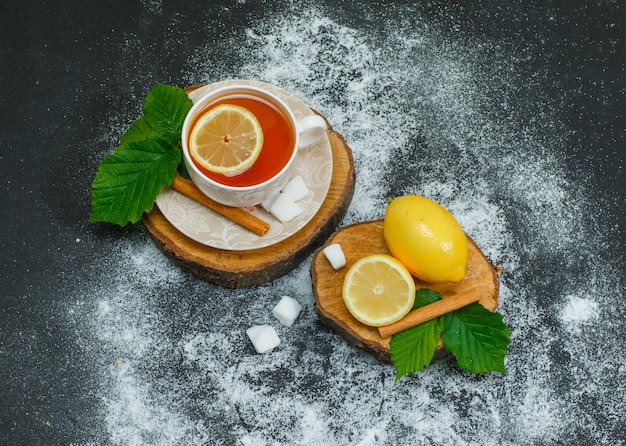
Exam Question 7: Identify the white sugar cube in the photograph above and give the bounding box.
[246,325,281,354]
[270,194,302,223]
[260,193,280,213]
[323,243,346,270]
[272,296,302,327]
[282,175,309,202]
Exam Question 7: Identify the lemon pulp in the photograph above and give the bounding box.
[188,104,264,175]
[342,254,416,327]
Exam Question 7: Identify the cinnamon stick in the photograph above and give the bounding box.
[170,176,270,236]
[377,286,487,338]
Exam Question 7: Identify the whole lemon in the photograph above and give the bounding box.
[383,195,468,283]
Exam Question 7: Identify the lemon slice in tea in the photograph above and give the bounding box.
[189,104,264,175]
[342,254,416,327]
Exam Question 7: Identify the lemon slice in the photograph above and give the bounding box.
[342,254,416,327]
[189,104,264,175]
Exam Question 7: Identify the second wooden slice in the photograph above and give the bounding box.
[312,220,499,363]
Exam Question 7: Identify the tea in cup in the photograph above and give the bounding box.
[182,84,327,207]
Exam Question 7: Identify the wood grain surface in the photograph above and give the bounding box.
[311,220,499,362]
[142,107,355,288]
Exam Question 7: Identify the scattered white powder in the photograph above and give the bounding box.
[560,295,599,329]
[72,4,625,445]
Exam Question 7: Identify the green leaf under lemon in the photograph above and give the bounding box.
[389,289,443,380]
[442,303,510,374]
[411,288,443,310]
[90,84,193,226]
[389,289,510,381]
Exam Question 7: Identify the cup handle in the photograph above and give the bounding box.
[296,115,327,149]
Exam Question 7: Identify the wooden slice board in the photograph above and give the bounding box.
[142,111,355,289]
[311,220,500,363]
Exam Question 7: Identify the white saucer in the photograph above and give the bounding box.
[155,80,333,251]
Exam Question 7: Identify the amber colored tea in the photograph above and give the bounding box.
[188,93,296,187]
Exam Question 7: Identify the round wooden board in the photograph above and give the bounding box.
[142,112,355,289]
[311,220,500,363]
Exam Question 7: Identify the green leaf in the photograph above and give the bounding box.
[120,116,159,144]
[143,84,192,145]
[442,303,510,374]
[176,159,191,179]
[390,289,443,381]
[89,137,181,226]
[390,316,444,381]
[413,288,443,309]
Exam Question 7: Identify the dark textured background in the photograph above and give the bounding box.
[1,1,624,445]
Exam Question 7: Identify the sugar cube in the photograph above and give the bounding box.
[272,296,302,327]
[260,193,280,213]
[246,325,281,354]
[270,194,302,223]
[282,175,309,202]
[323,243,346,270]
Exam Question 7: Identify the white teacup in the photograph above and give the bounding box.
[182,84,327,207]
